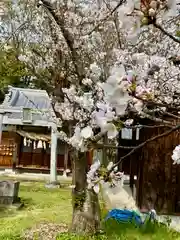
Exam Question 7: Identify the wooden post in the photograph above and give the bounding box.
[116,130,123,171]
[50,126,58,184]
[12,144,17,171]
[72,154,75,186]
[94,149,103,164]
[102,134,108,167]
[130,129,136,196]
[63,143,68,177]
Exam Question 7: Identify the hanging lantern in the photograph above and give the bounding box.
[23,137,27,146]
[33,141,36,149]
[27,139,32,146]
[37,140,43,148]
[43,141,46,149]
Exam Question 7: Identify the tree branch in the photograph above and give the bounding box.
[39,0,85,83]
[153,22,180,44]
[141,112,175,127]
[133,94,180,111]
[90,131,106,143]
[89,124,172,150]
[111,124,180,170]
[163,111,180,120]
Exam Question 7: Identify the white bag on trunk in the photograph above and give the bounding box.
[101,182,138,211]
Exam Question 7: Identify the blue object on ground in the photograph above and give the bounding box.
[105,209,143,226]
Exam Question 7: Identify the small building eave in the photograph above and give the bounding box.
[2,117,59,128]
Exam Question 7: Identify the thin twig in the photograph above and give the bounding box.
[87,0,125,35]
[125,124,172,129]
[94,143,134,149]
[0,21,29,50]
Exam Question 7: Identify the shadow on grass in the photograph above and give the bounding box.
[56,219,180,240]
[0,196,34,219]
[20,183,64,193]
[0,204,23,219]
[20,197,34,209]
[0,205,12,218]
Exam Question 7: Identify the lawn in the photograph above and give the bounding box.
[0,181,180,240]
[0,181,71,240]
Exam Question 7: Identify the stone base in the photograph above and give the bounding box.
[9,202,24,210]
[45,181,61,189]
[0,202,24,210]
[0,196,21,205]
[62,171,67,178]
[4,169,15,174]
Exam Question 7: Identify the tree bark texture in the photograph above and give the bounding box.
[70,151,101,234]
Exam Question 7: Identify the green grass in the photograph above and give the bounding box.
[0,181,179,239]
[0,182,72,239]
[57,221,180,240]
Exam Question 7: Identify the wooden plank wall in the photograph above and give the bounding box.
[0,132,20,168]
[0,131,92,171]
[18,141,71,170]
[18,139,93,171]
[117,130,140,175]
[136,125,180,214]
[18,152,71,170]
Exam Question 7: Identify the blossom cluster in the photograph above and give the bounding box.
[87,160,124,194]
[116,0,179,44]
[55,62,153,151]
[4,0,180,166]
[139,0,178,19]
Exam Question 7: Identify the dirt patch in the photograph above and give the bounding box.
[23,222,68,240]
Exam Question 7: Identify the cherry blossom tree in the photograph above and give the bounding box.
[2,0,180,234]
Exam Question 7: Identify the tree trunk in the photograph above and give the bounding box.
[70,151,101,234]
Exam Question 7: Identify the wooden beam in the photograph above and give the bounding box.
[12,144,17,171]
[2,116,57,127]
[0,114,4,144]
[63,143,68,177]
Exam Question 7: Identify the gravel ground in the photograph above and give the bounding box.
[23,222,68,240]
[21,216,180,240]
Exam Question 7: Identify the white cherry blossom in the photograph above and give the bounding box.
[3,0,180,179]
[172,145,180,165]
[81,126,93,139]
